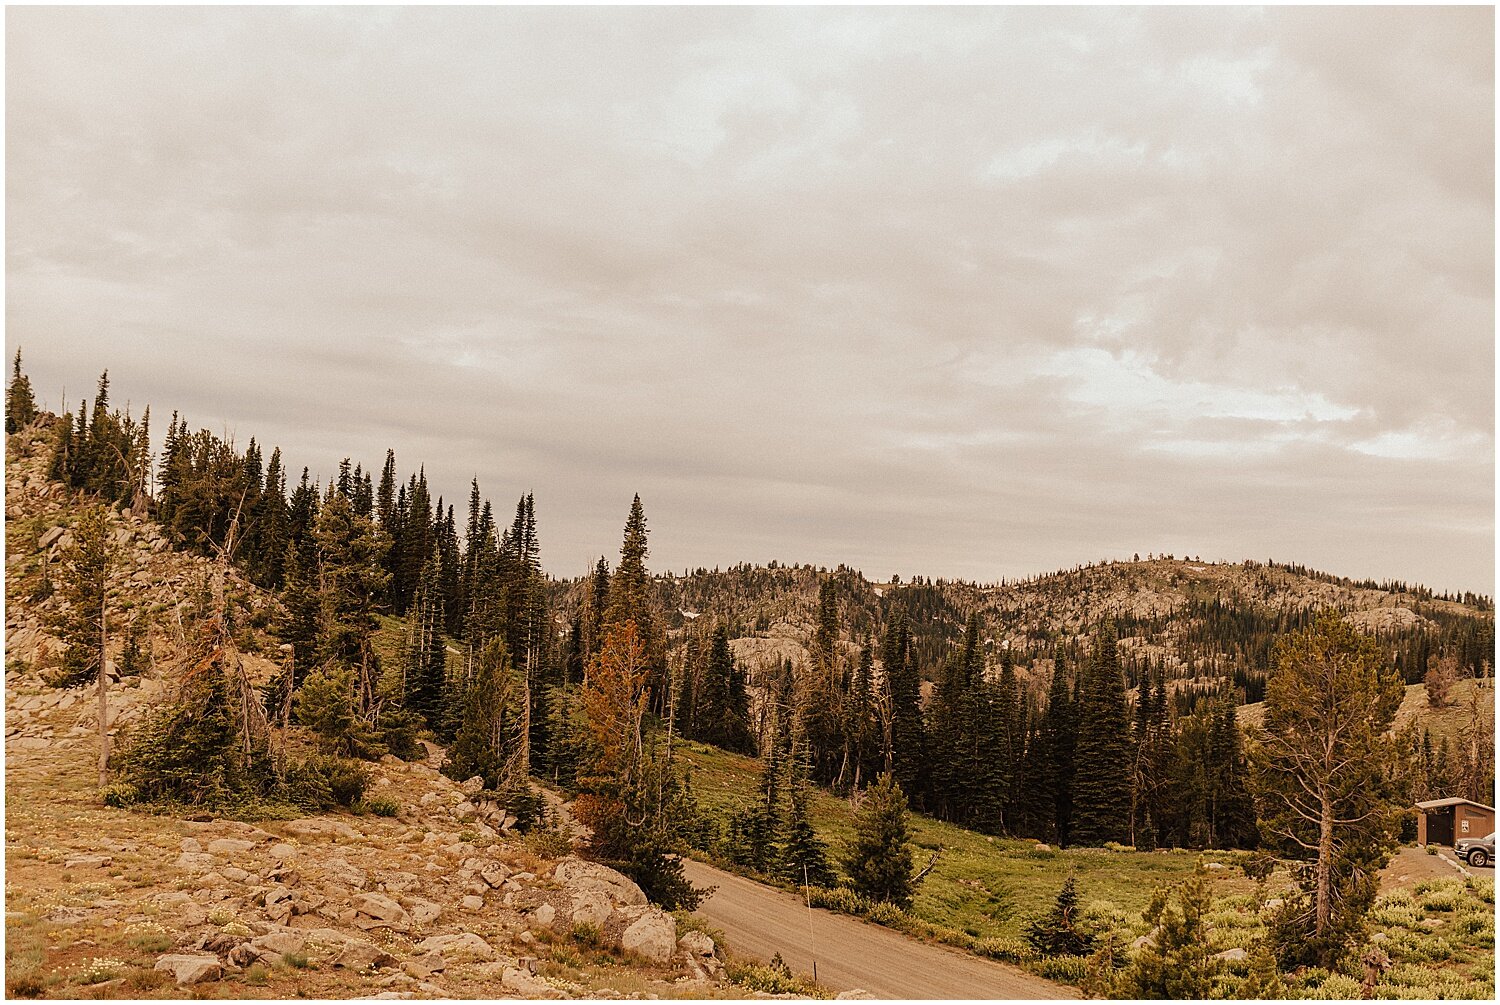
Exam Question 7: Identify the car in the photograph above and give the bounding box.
[1455,831,1494,868]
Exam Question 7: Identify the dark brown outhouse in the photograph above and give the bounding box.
[1415,797,1495,847]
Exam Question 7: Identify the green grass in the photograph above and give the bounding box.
[677,739,1250,941]
[677,741,1493,999]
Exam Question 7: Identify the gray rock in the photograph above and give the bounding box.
[250,931,306,959]
[617,906,677,963]
[63,854,113,869]
[402,896,442,926]
[175,852,217,872]
[37,526,65,550]
[352,892,411,929]
[1212,948,1248,962]
[461,895,484,911]
[403,951,446,979]
[153,954,223,985]
[569,890,613,929]
[321,857,367,889]
[415,932,497,962]
[502,967,561,998]
[553,857,647,906]
[460,775,485,797]
[207,838,254,855]
[333,941,397,971]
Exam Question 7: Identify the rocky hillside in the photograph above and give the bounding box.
[4,424,748,1000]
[600,555,1494,701]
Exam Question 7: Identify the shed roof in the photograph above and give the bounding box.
[1415,797,1496,813]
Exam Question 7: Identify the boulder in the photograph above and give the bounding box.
[502,967,561,998]
[37,526,65,550]
[250,931,306,960]
[175,852,217,872]
[1212,948,1248,962]
[460,776,485,797]
[207,838,255,855]
[63,854,112,869]
[461,895,484,911]
[553,857,647,906]
[416,932,497,963]
[269,842,297,861]
[530,903,557,930]
[180,838,203,854]
[835,991,877,1000]
[333,941,397,971]
[402,897,442,926]
[568,890,613,929]
[153,954,223,985]
[403,951,446,979]
[616,906,677,963]
[352,892,411,929]
[321,857,367,890]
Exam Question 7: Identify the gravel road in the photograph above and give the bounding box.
[682,858,1074,1000]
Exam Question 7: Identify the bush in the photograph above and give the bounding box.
[101,782,140,808]
[280,755,368,810]
[1314,973,1363,999]
[367,797,399,818]
[1035,955,1090,984]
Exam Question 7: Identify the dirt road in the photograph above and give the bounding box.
[682,859,1073,1000]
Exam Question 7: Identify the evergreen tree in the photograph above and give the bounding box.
[1254,611,1406,968]
[776,768,835,889]
[881,616,925,805]
[1070,628,1132,845]
[844,772,915,907]
[313,487,391,715]
[1119,864,1218,998]
[47,505,116,687]
[445,638,526,791]
[1024,876,1096,956]
[6,348,37,434]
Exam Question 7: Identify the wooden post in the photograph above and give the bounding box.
[97,592,109,788]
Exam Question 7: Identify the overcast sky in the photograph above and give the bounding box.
[6,7,1494,595]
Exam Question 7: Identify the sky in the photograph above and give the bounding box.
[6,6,1494,595]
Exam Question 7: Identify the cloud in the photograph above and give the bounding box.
[6,6,1493,594]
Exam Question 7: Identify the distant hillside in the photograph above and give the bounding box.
[1239,678,1496,750]
[554,557,1494,706]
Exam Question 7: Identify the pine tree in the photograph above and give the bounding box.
[6,348,37,434]
[444,638,526,791]
[1024,876,1096,956]
[1120,864,1218,998]
[881,616,925,805]
[776,769,835,889]
[313,488,391,715]
[1254,611,1406,967]
[1070,628,1132,846]
[47,506,115,687]
[844,772,915,907]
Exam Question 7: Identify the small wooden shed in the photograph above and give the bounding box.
[1415,797,1495,847]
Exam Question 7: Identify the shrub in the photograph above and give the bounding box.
[1314,973,1363,999]
[1036,955,1090,984]
[524,827,574,860]
[367,797,399,818]
[101,782,140,808]
[72,957,125,985]
[281,754,367,810]
[6,975,43,999]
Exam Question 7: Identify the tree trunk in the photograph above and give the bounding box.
[1316,792,1335,936]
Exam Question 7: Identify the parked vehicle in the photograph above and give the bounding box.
[1455,831,1494,867]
